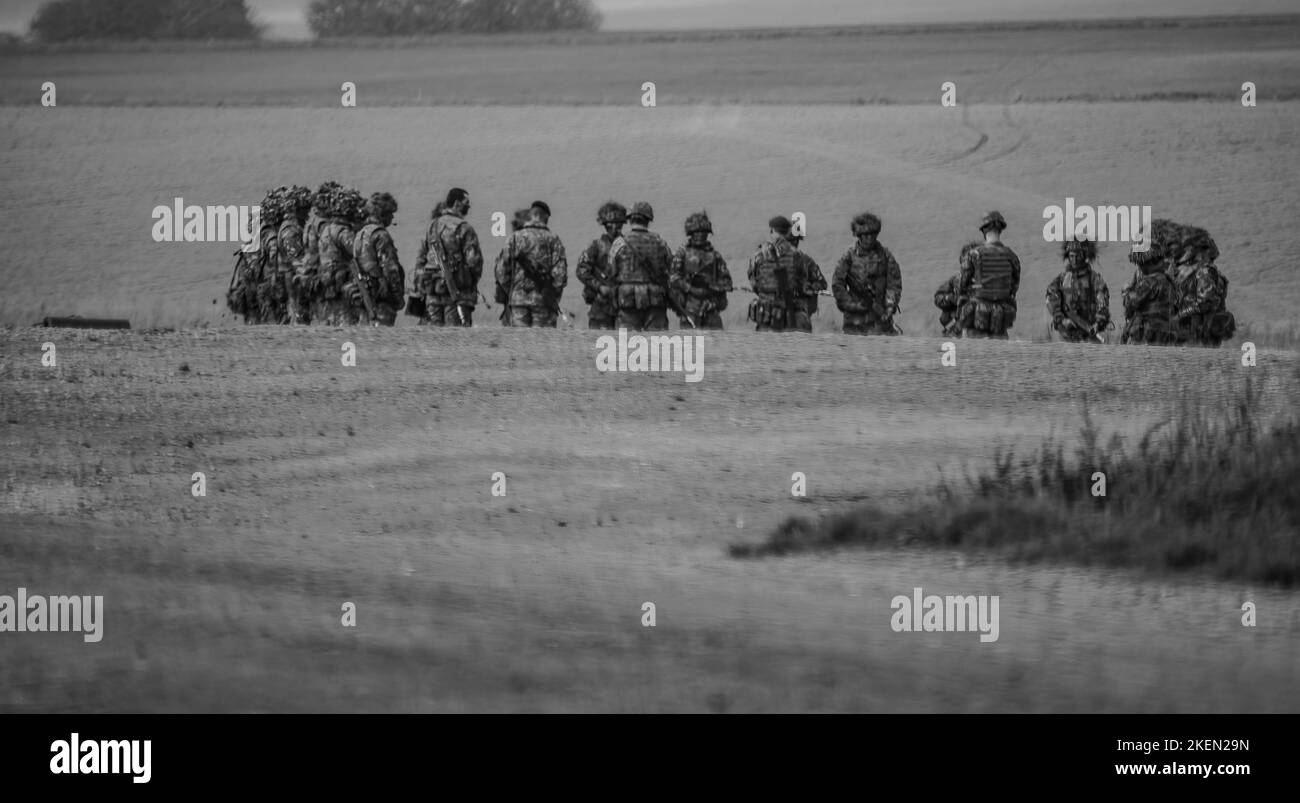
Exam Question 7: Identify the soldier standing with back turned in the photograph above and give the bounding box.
[746,216,808,332]
[957,210,1021,339]
[609,201,673,331]
[502,201,568,327]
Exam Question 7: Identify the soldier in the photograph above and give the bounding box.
[348,192,405,326]
[415,188,483,327]
[746,216,808,332]
[609,201,673,331]
[575,201,625,330]
[956,210,1021,339]
[832,212,902,336]
[300,181,341,325]
[493,208,530,326]
[788,222,826,328]
[252,187,286,325]
[1045,238,1111,342]
[501,201,568,327]
[1170,228,1236,347]
[669,211,732,330]
[1121,239,1178,346]
[316,185,365,326]
[278,185,313,325]
[935,242,979,337]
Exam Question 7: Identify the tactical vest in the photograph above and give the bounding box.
[973,244,1015,301]
[1059,269,1098,321]
[752,241,796,294]
[432,214,473,285]
[1132,270,1175,318]
[614,230,669,285]
[681,246,719,285]
[354,223,384,279]
[319,220,353,270]
[844,245,890,301]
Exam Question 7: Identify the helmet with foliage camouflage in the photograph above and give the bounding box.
[1129,218,1181,268]
[313,181,342,215]
[365,191,398,223]
[282,185,313,218]
[1180,226,1218,264]
[597,200,627,225]
[629,201,654,223]
[684,211,712,235]
[979,210,1007,232]
[259,186,287,227]
[851,212,881,235]
[1061,238,1097,263]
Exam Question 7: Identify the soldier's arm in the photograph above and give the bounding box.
[658,241,673,287]
[280,228,304,269]
[1045,276,1064,323]
[376,229,402,280]
[1095,274,1111,324]
[413,226,429,273]
[1009,250,1022,296]
[668,247,688,293]
[885,249,902,307]
[806,257,827,293]
[575,242,597,286]
[746,251,760,286]
[551,238,568,293]
[461,224,484,283]
[715,253,734,293]
[831,252,855,310]
[1188,268,1220,315]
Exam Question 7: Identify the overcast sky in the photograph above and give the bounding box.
[2,0,1294,37]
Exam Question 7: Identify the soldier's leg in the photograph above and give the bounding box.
[645,307,669,331]
[455,306,474,327]
[701,310,724,330]
[587,308,616,329]
[792,310,812,333]
[509,305,533,327]
[617,307,646,331]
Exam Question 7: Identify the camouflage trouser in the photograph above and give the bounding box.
[257,280,289,325]
[424,302,475,327]
[310,298,349,326]
[343,302,399,327]
[842,312,896,336]
[587,296,617,329]
[509,305,558,328]
[617,306,668,332]
[1053,319,1105,342]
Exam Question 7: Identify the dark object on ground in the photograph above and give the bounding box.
[39,316,131,329]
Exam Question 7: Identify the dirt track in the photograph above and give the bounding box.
[2,326,1298,712]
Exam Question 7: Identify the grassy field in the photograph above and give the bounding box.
[2,327,1298,712]
[3,17,1300,106]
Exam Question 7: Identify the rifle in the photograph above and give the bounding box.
[429,224,466,325]
[843,271,903,334]
[1063,308,1104,343]
[350,254,379,326]
[737,286,832,296]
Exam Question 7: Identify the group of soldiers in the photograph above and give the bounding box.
[226,183,1235,347]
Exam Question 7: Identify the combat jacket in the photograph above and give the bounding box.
[576,233,617,304]
[502,222,568,308]
[1046,267,1110,328]
[833,241,901,315]
[415,211,483,305]
[354,221,405,304]
[318,218,356,299]
[610,225,672,310]
[670,243,732,316]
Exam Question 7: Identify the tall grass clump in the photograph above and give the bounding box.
[733,376,1300,586]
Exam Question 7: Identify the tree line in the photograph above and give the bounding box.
[28,0,602,42]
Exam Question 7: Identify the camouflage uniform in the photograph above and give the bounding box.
[609,202,672,331]
[957,211,1020,339]
[278,185,313,325]
[575,202,625,330]
[500,217,568,327]
[348,193,405,326]
[669,212,732,330]
[791,235,827,322]
[1121,264,1177,346]
[492,208,529,326]
[253,223,283,324]
[298,210,328,324]
[935,242,980,337]
[833,214,902,336]
[415,209,483,326]
[1045,240,1111,342]
[1170,230,1235,347]
[747,229,809,333]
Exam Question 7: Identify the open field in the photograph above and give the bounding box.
[1,101,1296,336]
[3,17,1300,106]
[2,327,1299,712]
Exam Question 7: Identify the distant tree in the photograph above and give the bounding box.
[307,0,602,37]
[30,0,259,42]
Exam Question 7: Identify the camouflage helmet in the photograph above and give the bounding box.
[684,211,712,235]
[259,186,287,227]
[979,210,1007,232]
[335,187,365,223]
[282,185,313,216]
[1061,237,1097,263]
[597,201,627,226]
[851,212,882,235]
[1130,218,1179,267]
[312,181,343,215]
[365,191,398,221]
[628,201,654,223]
